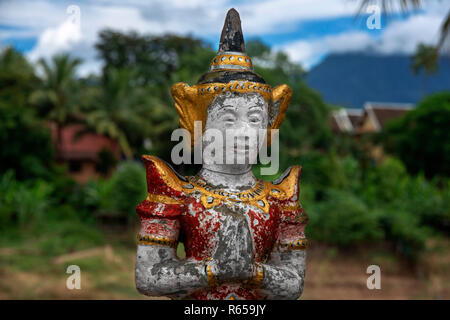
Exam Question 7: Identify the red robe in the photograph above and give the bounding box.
[136,155,308,300]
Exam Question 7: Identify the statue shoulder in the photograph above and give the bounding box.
[269,166,308,231]
[269,166,308,250]
[268,165,302,203]
[136,156,188,219]
[141,155,188,199]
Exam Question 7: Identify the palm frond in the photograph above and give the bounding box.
[356,1,449,52]
[356,0,422,15]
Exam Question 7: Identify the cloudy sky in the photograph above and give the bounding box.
[0,0,448,75]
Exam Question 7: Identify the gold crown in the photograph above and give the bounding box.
[171,82,291,146]
[210,52,253,71]
[170,9,292,146]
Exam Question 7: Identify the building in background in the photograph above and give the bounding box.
[49,123,121,183]
[330,108,363,134]
[330,102,414,161]
[356,102,414,134]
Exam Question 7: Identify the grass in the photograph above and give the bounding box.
[0,221,449,299]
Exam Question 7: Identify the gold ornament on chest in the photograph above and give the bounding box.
[181,175,285,214]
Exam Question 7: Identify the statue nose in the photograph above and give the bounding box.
[234,120,254,132]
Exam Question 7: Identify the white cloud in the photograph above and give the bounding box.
[27,19,82,62]
[279,5,448,69]
[280,32,373,69]
[238,0,358,34]
[375,13,443,54]
[1,0,449,74]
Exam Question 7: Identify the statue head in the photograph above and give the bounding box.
[170,8,292,165]
[203,91,268,165]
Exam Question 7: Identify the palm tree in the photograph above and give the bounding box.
[83,68,146,159]
[411,43,439,96]
[30,54,82,156]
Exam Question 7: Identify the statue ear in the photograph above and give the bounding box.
[171,82,210,146]
[267,84,292,145]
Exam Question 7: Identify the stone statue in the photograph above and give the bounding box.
[135,8,308,300]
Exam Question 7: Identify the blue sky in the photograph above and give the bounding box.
[0,0,448,75]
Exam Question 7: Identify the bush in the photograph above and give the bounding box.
[0,170,105,255]
[361,156,409,206]
[0,104,54,180]
[296,151,362,199]
[306,189,384,246]
[382,91,450,178]
[377,208,432,258]
[394,174,450,233]
[95,161,147,219]
[0,171,53,229]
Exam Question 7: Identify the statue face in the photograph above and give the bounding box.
[203,92,268,165]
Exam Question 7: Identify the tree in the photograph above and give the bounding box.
[93,31,215,160]
[81,68,138,159]
[0,47,38,107]
[382,91,450,178]
[411,43,439,96]
[95,30,214,91]
[0,103,53,180]
[30,54,82,156]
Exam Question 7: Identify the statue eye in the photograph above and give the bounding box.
[221,114,236,123]
[249,115,261,123]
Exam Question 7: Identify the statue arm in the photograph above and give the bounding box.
[257,247,306,300]
[257,205,308,300]
[135,217,209,299]
[134,155,210,299]
[254,165,307,300]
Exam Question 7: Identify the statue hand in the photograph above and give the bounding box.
[209,215,255,283]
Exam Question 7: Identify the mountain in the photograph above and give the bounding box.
[306,52,450,108]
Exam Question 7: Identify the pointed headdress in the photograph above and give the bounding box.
[171,8,292,145]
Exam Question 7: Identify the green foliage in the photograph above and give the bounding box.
[306,190,384,246]
[30,54,82,125]
[280,83,332,155]
[296,151,449,257]
[108,162,147,216]
[361,157,409,206]
[1,32,448,264]
[411,43,438,76]
[294,151,361,196]
[0,47,38,107]
[0,104,53,180]
[382,91,450,178]
[393,174,450,234]
[82,67,147,158]
[87,32,216,159]
[86,161,147,219]
[0,170,105,255]
[96,148,118,176]
[96,30,215,88]
[36,217,105,256]
[377,208,431,258]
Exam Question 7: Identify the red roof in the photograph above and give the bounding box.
[50,123,121,161]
